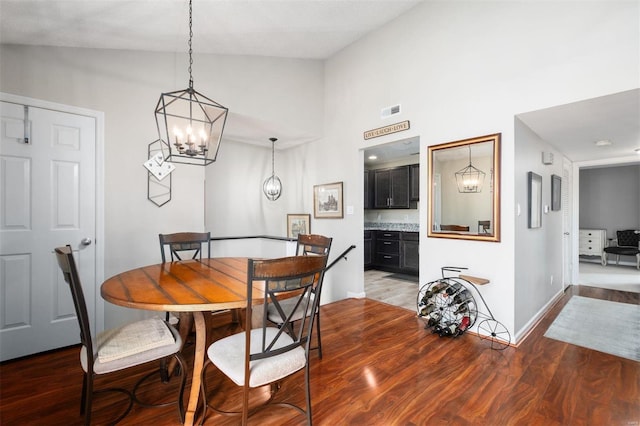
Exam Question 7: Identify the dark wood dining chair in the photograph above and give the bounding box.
[159,231,211,263]
[54,245,186,425]
[159,231,226,380]
[266,234,332,358]
[200,255,328,425]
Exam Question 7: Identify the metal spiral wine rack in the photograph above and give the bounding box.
[416,266,511,350]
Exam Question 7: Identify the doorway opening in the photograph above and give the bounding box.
[363,136,420,311]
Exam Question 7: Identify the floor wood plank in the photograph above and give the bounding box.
[1,285,638,425]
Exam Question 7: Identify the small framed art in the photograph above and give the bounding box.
[313,181,344,218]
[287,214,311,238]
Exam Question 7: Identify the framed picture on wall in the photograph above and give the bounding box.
[551,174,561,211]
[313,181,344,218]
[287,214,310,238]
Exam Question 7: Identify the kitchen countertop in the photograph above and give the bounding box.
[365,222,419,232]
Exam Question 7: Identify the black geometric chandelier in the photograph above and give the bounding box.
[455,145,485,193]
[155,0,228,166]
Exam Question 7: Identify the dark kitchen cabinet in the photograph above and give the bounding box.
[410,164,419,201]
[364,170,374,209]
[373,166,410,209]
[374,231,401,269]
[400,232,419,273]
[364,230,373,268]
[367,230,419,275]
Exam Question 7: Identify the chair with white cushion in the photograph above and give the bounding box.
[266,234,332,358]
[200,254,328,425]
[54,245,186,425]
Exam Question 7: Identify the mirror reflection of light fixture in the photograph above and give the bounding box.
[263,137,282,201]
[455,145,485,193]
[154,0,228,166]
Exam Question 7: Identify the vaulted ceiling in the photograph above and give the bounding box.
[1,0,638,163]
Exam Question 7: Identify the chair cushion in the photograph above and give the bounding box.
[604,246,640,256]
[266,293,316,324]
[208,327,306,388]
[81,318,181,374]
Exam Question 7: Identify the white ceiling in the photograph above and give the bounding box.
[1,0,638,162]
[518,89,640,165]
[0,0,421,59]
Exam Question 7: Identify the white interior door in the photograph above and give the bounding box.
[0,101,96,361]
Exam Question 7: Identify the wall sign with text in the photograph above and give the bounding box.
[364,120,410,140]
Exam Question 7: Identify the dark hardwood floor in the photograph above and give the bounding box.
[1,285,638,425]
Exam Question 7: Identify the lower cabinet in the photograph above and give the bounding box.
[375,231,401,269]
[400,232,419,273]
[364,230,373,268]
[366,230,418,275]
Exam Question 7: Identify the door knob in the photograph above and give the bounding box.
[81,238,92,246]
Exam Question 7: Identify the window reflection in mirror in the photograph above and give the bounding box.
[428,133,501,242]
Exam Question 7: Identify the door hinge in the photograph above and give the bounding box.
[23,106,30,144]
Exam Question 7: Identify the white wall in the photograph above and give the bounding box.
[0,45,324,328]
[1,1,638,339]
[321,1,639,340]
[514,119,565,335]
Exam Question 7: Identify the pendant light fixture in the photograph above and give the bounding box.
[263,137,282,201]
[154,0,228,166]
[455,145,485,193]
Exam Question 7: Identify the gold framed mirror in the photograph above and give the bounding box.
[427,133,501,242]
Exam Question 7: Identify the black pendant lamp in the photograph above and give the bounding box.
[155,0,228,166]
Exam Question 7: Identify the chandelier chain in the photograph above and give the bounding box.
[188,0,193,88]
[270,140,275,176]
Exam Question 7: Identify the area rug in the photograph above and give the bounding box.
[544,296,640,362]
[384,273,418,283]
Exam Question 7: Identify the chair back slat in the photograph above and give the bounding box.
[247,255,327,363]
[296,234,332,257]
[54,246,95,367]
[159,232,211,262]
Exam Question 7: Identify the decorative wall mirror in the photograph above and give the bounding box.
[428,133,501,242]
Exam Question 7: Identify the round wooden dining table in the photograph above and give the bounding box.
[101,257,263,426]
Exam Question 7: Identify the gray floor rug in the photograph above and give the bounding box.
[384,273,418,283]
[544,296,640,362]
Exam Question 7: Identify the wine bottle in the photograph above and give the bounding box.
[452,289,473,305]
[424,311,441,327]
[455,316,471,336]
[445,282,463,295]
[438,322,457,337]
[425,281,448,298]
[453,302,466,315]
[419,303,435,317]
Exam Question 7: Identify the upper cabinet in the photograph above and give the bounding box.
[364,170,374,209]
[410,164,419,201]
[365,164,419,210]
[374,166,410,209]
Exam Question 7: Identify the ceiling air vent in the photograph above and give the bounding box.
[381,104,401,119]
